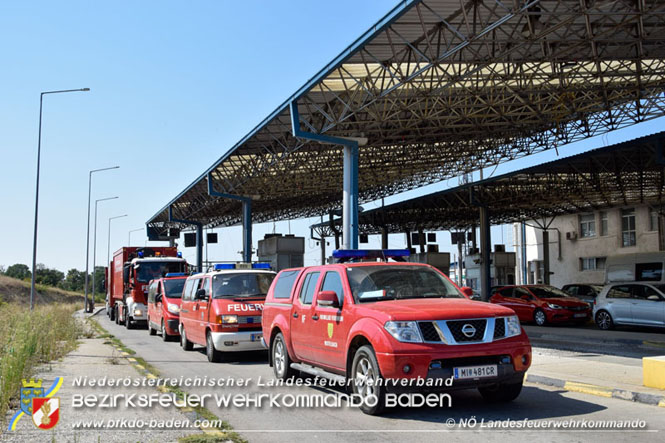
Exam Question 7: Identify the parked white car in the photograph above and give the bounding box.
[594,282,665,330]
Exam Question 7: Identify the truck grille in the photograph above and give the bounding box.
[446,319,486,342]
[418,322,442,342]
[238,315,261,324]
[493,318,506,339]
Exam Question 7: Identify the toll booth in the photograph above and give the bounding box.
[257,234,305,271]
[408,252,451,275]
[464,246,516,290]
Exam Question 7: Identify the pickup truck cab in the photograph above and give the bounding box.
[179,263,276,362]
[262,250,532,415]
[147,273,187,341]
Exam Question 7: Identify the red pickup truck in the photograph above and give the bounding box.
[261,251,532,415]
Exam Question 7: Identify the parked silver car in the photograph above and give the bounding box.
[594,283,665,330]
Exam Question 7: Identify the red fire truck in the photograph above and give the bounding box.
[106,247,188,329]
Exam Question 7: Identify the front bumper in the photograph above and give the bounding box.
[210,330,265,352]
[127,302,147,322]
[166,318,180,335]
[546,309,592,323]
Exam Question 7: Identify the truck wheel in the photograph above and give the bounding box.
[180,327,193,351]
[534,309,547,326]
[206,331,224,363]
[125,316,133,329]
[595,310,614,330]
[351,345,385,415]
[148,317,156,336]
[114,307,119,324]
[109,306,115,322]
[272,333,295,380]
[479,380,523,403]
[161,319,170,342]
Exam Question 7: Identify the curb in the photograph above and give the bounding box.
[526,332,665,351]
[526,374,665,408]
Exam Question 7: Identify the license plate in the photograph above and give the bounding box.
[250,333,262,342]
[454,364,497,379]
[574,313,587,318]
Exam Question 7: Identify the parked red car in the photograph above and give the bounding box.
[147,274,187,341]
[262,250,532,415]
[490,285,591,326]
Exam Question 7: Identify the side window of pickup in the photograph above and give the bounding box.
[299,272,320,305]
[321,271,344,306]
[272,270,300,300]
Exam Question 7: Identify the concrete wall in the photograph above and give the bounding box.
[514,205,662,288]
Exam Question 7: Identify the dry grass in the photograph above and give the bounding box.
[0,302,82,423]
[0,274,84,305]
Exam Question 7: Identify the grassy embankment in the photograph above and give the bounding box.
[0,275,85,423]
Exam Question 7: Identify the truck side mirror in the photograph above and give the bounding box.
[123,266,130,284]
[316,291,340,308]
[196,288,209,300]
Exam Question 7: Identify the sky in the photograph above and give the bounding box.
[1,0,663,273]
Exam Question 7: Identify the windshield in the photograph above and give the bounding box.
[163,279,186,298]
[529,286,572,299]
[212,273,275,298]
[346,265,463,303]
[136,261,186,282]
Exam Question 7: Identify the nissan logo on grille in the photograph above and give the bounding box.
[461,324,477,338]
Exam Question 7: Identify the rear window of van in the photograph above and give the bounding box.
[272,270,300,299]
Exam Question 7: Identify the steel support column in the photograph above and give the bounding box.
[291,101,359,249]
[542,229,550,285]
[169,206,202,272]
[479,206,491,302]
[521,222,528,285]
[207,174,252,263]
[381,227,388,249]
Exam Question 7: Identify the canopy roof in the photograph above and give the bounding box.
[312,131,665,235]
[147,0,665,235]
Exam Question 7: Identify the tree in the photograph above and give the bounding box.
[61,268,87,292]
[93,267,106,295]
[34,264,65,287]
[5,263,31,280]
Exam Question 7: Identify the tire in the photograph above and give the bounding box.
[148,317,157,336]
[534,309,547,326]
[595,310,614,330]
[479,380,523,403]
[109,305,115,322]
[180,327,193,351]
[206,331,224,363]
[161,319,170,342]
[272,333,296,380]
[351,345,385,415]
[125,314,133,329]
[114,307,119,324]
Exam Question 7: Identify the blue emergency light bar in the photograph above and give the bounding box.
[138,251,145,258]
[332,249,411,262]
[213,262,272,271]
[252,262,271,269]
[164,273,186,277]
[177,252,182,258]
[214,263,236,270]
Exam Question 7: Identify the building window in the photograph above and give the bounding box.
[579,213,596,238]
[649,209,659,232]
[621,208,636,247]
[580,257,606,271]
[599,211,608,236]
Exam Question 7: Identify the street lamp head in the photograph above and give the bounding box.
[81,88,91,91]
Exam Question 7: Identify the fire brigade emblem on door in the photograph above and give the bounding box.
[327,323,334,338]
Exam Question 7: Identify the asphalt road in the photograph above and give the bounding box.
[97,312,664,443]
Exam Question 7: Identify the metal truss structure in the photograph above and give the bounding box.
[311,131,665,236]
[148,0,665,235]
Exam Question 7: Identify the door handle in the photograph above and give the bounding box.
[293,312,298,319]
[312,314,319,321]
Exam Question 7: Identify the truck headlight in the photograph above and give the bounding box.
[547,303,564,309]
[505,316,521,338]
[219,315,238,325]
[167,303,180,314]
[134,309,143,317]
[384,321,423,343]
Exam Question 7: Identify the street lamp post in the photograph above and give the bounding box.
[128,228,143,246]
[30,88,90,311]
[107,215,128,276]
[84,166,120,312]
[91,197,118,311]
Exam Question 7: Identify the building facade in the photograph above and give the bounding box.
[514,205,663,287]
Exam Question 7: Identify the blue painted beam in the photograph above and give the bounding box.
[207,174,253,263]
[290,101,359,249]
